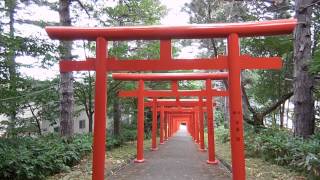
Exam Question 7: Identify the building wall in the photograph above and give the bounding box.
[41,109,90,134]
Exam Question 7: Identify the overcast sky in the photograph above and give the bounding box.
[17,0,193,80]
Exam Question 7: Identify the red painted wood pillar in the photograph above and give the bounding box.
[151,98,158,151]
[206,79,218,164]
[168,114,172,137]
[170,116,173,137]
[175,118,178,133]
[164,112,168,141]
[172,117,175,135]
[199,96,206,151]
[135,80,145,163]
[92,37,107,180]
[187,115,190,134]
[228,33,246,180]
[189,114,192,137]
[195,109,199,143]
[171,115,174,135]
[174,116,177,133]
[160,105,164,145]
[191,113,195,140]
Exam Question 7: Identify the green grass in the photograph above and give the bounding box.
[210,127,306,180]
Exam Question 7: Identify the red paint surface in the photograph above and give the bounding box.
[46,19,296,40]
[198,96,206,151]
[151,98,158,151]
[228,34,246,180]
[135,80,145,163]
[92,38,107,180]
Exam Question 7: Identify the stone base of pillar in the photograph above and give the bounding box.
[151,148,159,151]
[199,148,207,152]
[207,159,219,165]
[134,159,145,163]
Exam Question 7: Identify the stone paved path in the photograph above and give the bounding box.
[109,127,231,180]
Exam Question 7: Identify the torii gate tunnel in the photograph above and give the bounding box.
[113,72,228,165]
[45,18,296,180]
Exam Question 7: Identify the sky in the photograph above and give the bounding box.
[17,0,193,80]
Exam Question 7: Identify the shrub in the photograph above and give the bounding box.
[0,134,92,180]
[106,124,137,150]
[216,127,320,178]
[244,128,320,178]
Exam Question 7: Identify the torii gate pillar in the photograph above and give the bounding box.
[198,96,206,151]
[92,38,107,180]
[160,105,165,144]
[135,80,145,163]
[228,33,245,178]
[206,79,219,165]
[151,98,158,151]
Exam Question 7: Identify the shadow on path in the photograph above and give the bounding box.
[109,128,231,180]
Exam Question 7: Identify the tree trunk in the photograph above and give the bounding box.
[88,71,93,133]
[286,98,290,128]
[6,0,18,136]
[253,112,264,126]
[280,103,285,128]
[242,84,293,127]
[113,98,121,136]
[88,112,93,133]
[293,0,315,138]
[28,104,42,135]
[59,0,74,137]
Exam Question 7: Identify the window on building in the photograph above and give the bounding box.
[79,120,86,129]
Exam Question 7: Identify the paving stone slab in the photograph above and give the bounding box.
[109,128,231,180]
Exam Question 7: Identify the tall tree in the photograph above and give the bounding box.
[0,0,58,136]
[6,0,18,135]
[293,0,316,138]
[58,0,74,137]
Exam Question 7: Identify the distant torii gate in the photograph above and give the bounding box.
[145,99,210,150]
[146,100,211,150]
[148,103,210,150]
[113,72,228,164]
[45,18,296,180]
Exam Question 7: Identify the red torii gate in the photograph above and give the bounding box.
[146,98,209,146]
[156,105,208,147]
[45,18,296,180]
[113,72,227,164]
[145,99,210,150]
[146,99,213,152]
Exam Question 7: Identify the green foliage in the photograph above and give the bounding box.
[0,134,92,180]
[214,109,225,127]
[217,127,320,178]
[0,78,60,136]
[215,126,230,144]
[99,0,166,26]
[244,128,320,178]
[242,36,293,105]
[106,124,137,150]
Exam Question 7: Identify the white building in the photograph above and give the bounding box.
[41,110,90,134]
